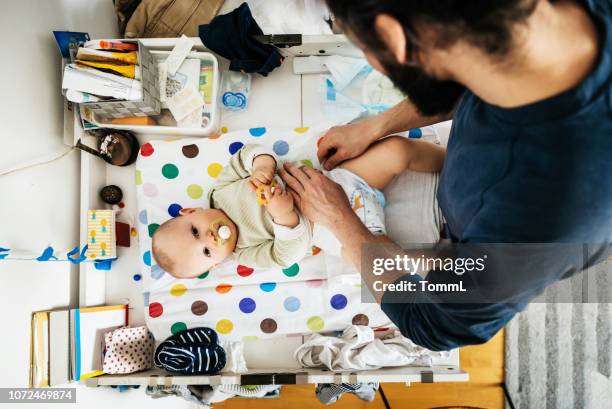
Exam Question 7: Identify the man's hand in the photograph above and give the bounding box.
[249,154,276,191]
[317,121,380,170]
[263,185,299,228]
[279,162,355,228]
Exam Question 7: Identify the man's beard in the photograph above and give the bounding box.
[380,56,466,117]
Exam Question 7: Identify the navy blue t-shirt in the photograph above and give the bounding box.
[381,0,612,351]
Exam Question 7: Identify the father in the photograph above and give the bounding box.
[280,0,612,350]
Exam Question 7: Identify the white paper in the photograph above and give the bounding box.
[167,87,204,121]
[75,307,126,378]
[166,35,195,76]
[62,65,142,101]
[49,311,70,386]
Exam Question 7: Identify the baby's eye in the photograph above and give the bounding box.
[204,247,211,257]
[191,225,199,238]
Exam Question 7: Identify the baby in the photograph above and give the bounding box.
[152,136,445,278]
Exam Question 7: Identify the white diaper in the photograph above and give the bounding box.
[312,168,444,285]
[312,168,386,258]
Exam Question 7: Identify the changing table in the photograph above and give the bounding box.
[70,37,468,387]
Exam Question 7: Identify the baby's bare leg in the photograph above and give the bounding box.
[338,136,416,190]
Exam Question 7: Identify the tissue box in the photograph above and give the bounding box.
[86,210,116,260]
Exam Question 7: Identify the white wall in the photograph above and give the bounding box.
[0,2,193,407]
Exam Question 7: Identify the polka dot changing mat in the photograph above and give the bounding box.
[136,127,391,342]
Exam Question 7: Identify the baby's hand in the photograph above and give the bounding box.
[249,154,276,192]
[263,185,299,228]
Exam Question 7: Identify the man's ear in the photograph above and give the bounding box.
[374,14,407,64]
[179,208,197,216]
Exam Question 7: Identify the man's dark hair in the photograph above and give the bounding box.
[326,0,538,59]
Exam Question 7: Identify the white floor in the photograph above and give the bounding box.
[0,1,193,407]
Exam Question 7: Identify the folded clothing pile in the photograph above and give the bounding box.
[154,327,226,375]
[102,326,155,374]
[295,325,449,372]
[62,40,143,103]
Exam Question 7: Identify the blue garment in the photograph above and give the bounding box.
[381,0,612,351]
[154,327,226,375]
[198,3,283,76]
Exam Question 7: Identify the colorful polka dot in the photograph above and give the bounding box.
[208,133,221,139]
[162,163,179,179]
[249,127,266,137]
[311,246,321,255]
[237,265,254,277]
[260,318,277,333]
[307,316,324,331]
[142,251,151,266]
[170,283,188,297]
[239,297,256,313]
[138,209,148,225]
[216,283,232,293]
[352,314,369,326]
[216,319,233,334]
[151,264,165,279]
[207,163,223,178]
[142,183,158,198]
[182,144,199,158]
[191,300,208,316]
[187,184,204,199]
[330,294,348,310]
[149,302,163,318]
[273,140,289,156]
[133,273,142,281]
[229,141,244,155]
[300,159,314,168]
[408,128,423,138]
[135,170,142,185]
[171,322,187,334]
[140,143,154,157]
[130,227,137,237]
[148,223,160,238]
[306,279,323,288]
[282,263,299,277]
[198,271,209,279]
[243,335,258,342]
[168,203,182,217]
[221,126,229,133]
[283,296,300,312]
[259,282,276,292]
[294,127,309,133]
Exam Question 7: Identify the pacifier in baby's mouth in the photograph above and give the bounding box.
[209,217,233,245]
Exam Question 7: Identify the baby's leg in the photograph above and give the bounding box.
[339,136,417,190]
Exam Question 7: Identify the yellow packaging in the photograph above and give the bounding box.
[76,60,137,79]
[76,48,138,64]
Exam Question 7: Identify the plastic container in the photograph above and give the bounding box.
[89,51,220,137]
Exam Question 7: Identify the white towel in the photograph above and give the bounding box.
[294,325,448,371]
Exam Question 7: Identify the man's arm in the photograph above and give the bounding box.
[279,162,516,351]
[370,98,453,138]
[318,98,453,170]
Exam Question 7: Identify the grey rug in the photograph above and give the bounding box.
[505,259,612,409]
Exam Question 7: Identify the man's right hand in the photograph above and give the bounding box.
[317,120,381,170]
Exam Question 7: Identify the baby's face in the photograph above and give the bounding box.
[153,208,238,278]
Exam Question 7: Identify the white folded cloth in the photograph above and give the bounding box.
[294,325,448,371]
